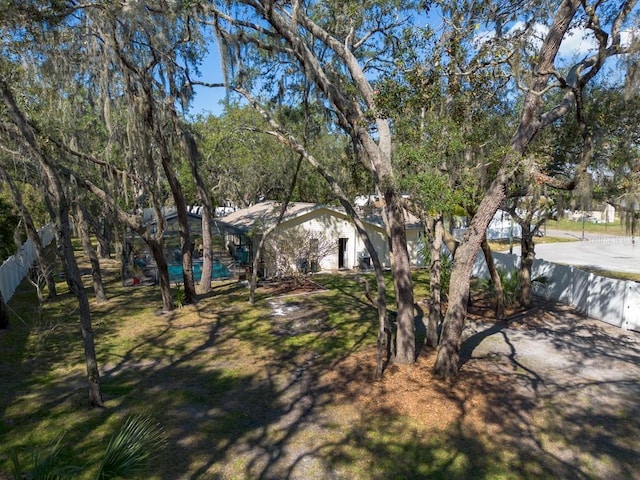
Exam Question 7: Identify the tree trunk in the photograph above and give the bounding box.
[435,178,508,379]
[97,218,112,259]
[277,134,391,374]
[174,114,214,295]
[0,165,57,298]
[198,208,213,294]
[481,237,505,320]
[339,198,389,379]
[57,205,103,406]
[241,103,392,377]
[250,154,303,304]
[136,70,197,303]
[149,238,174,311]
[77,204,107,303]
[231,6,417,364]
[68,171,176,312]
[385,190,416,364]
[84,210,112,260]
[249,230,271,304]
[426,215,443,348]
[519,230,535,309]
[1,80,103,406]
[443,221,460,258]
[161,157,197,304]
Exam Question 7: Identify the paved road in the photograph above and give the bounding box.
[517,229,640,274]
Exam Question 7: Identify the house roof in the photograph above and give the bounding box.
[218,200,422,233]
[217,201,318,233]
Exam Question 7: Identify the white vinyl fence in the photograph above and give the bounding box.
[0,224,56,303]
[473,251,640,332]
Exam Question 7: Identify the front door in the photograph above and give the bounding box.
[338,238,348,269]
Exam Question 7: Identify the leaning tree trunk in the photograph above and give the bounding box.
[0,164,57,298]
[233,5,417,364]
[97,217,112,259]
[85,209,112,260]
[198,208,214,294]
[249,154,303,304]
[435,181,504,379]
[134,72,197,304]
[56,199,103,406]
[148,238,174,311]
[71,172,176,312]
[240,89,392,377]
[336,197,389,380]
[1,80,103,406]
[77,204,107,303]
[481,237,505,320]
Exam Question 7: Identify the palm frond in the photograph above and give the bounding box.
[96,415,167,480]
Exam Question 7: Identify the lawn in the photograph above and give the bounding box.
[546,218,629,236]
[1,256,639,479]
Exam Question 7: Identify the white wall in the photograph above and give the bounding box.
[273,208,424,272]
[285,210,364,270]
[473,251,640,332]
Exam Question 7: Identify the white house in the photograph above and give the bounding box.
[217,200,424,276]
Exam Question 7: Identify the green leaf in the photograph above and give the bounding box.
[96,416,167,480]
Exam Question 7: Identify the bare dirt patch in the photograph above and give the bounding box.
[258,278,327,297]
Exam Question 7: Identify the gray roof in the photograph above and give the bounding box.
[217,201,319,233]
[217,200,422,233]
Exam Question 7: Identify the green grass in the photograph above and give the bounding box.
[546,218,629,236]
[488,235,576,252]
[569,267,640,283]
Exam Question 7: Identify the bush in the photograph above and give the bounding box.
[478,267,519,308]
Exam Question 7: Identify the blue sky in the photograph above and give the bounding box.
[188,8,637,118]
[188,45,227,118]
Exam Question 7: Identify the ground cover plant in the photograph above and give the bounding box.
[1,257,639,479]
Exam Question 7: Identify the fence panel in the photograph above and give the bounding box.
[624,281,640,332]
[587,275,627,328]
[571,269,591,317]
[0,254,30,302]
[0,224,55,303]
[493,252,519,274]
[532,260,574,304]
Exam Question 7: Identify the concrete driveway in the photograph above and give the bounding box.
[524,230,640,274]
